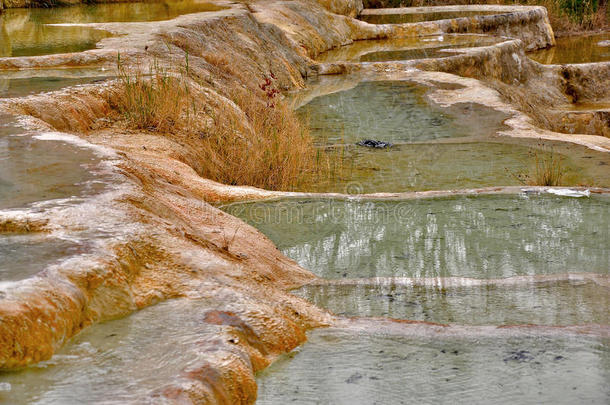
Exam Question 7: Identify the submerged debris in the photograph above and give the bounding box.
[503,350,535,363]
[356,139,393,148]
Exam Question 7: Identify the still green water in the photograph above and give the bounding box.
[222,195,610,279]
[294,279,609,325]
[296,81,508,144]
[0,0,225,57]
[257,328,610,404]
[301,141,608,193]
[296,80,610,193]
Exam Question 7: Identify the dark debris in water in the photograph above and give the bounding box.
[345,372,363,384]
[356,139,393,148]
[504,350,535,363]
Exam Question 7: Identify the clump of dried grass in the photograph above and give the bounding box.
[510,144,566,186]
[114,53,197,133]
[196,84,325,190]
[113,54,334,191]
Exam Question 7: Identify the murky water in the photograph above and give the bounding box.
[317,35,502,63]
[361,10,501,24]
[0,116,109,210]
[0,233,86,282]
[257,327,610,404]
[294,279,609,325]
[295,79,610,192]
[0,112,118,281]
[0,72,113,98]
[0,297,220,404]
[222,194,610,279]
[297,81,509,144]
[301,141,608,193]
[528,33,610,64]
[0,0,225,57]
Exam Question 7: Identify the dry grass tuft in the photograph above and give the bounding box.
[114,53,198,133]
[196,84,325,190]
[510,144,565,186]
[113,55,332,191]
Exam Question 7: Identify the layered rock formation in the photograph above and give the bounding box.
[0,0,608,403]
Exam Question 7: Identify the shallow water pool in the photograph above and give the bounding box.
[0,72,113,98]
[222,194,610,279]
[297,81,508,145]
[0,0,226,57]
[528,33,610,64]
[293,279,609,325]
[0,233,87,281]
[299,141,604,193]
[256,327,610,404]
[360,10,501,24]
[0,117,110,210]
[316,35,502,63]
[0,297,220,404]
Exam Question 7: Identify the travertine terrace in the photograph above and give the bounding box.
[0,0,608,403]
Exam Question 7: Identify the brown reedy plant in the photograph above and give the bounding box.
[112,54,336,191]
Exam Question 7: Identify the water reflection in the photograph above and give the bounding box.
[294,280,610,325]
[528,33,610,64]
[0,0,226,57]
[297,81,508,144]
[223,195,610,279]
